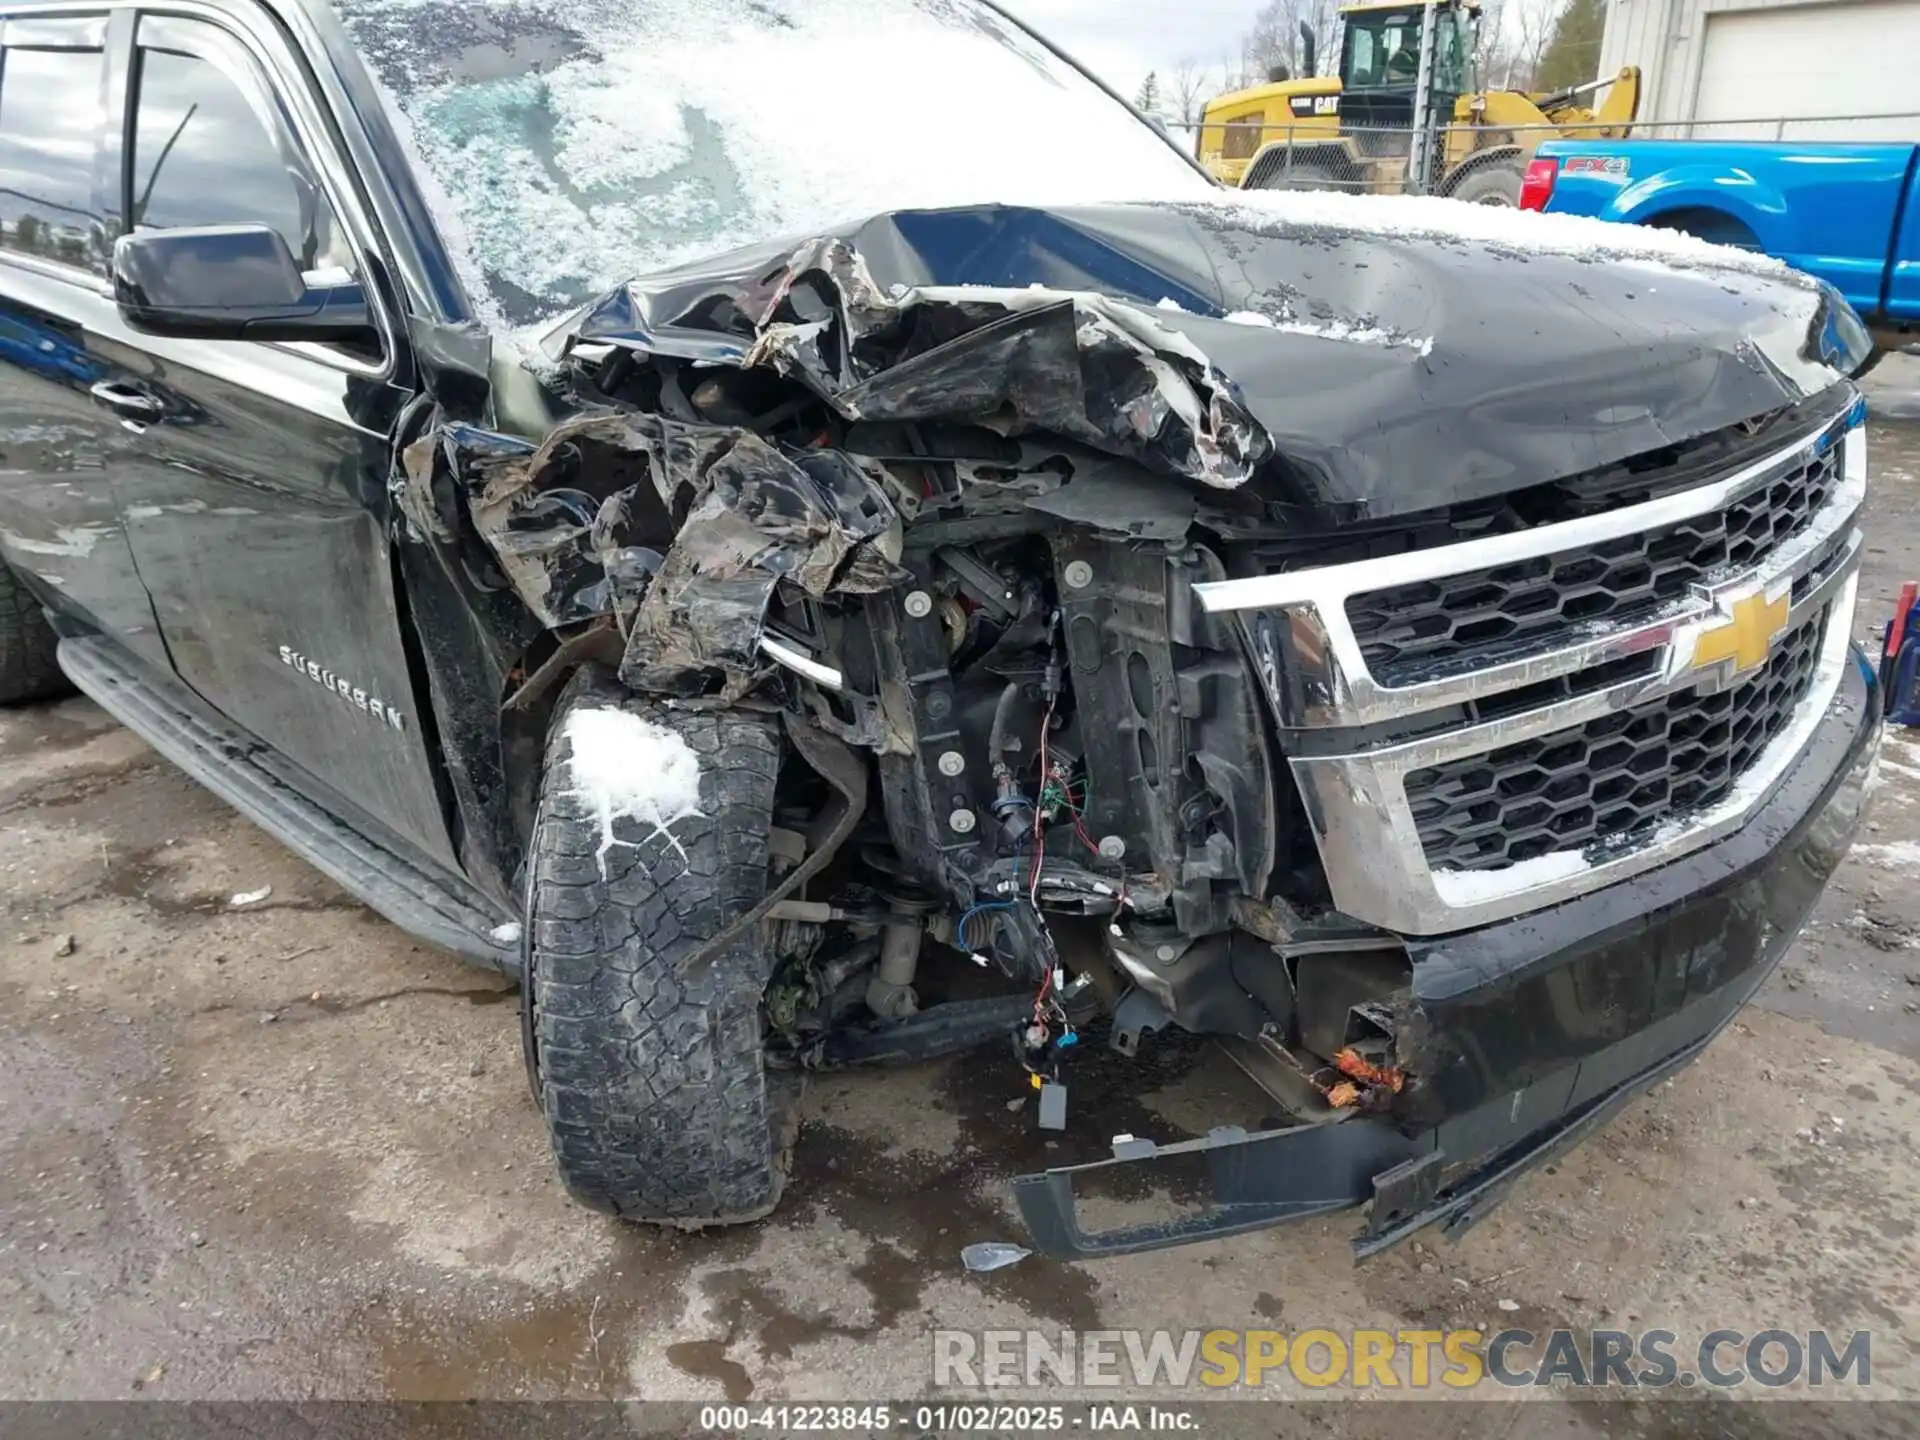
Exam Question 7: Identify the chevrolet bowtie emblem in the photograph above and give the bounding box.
[1688,587,1790,676]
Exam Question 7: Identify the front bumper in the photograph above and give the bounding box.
[1011,646,1882,1259]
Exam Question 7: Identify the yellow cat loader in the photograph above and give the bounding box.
[1198,0,1639,204]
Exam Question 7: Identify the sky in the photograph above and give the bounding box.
[999,0,1270,105]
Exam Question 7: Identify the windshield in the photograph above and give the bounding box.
[333,0,1211,330]
[1342,9,1472,93]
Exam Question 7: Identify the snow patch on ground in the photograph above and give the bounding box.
[563,707,705,876]
[1432,848,1594,906]
[1,525,110,558]
[1850,840,1920,871]
[1870,754,1920,786]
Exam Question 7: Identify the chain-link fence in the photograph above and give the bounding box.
[1166,111,1920,201]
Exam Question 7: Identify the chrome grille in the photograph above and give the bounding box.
[1348,443,1842,681]
[1405,607,1826,871]
[1193,395,1867,936]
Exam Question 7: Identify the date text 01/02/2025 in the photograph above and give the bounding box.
[696,1404,1200,1432]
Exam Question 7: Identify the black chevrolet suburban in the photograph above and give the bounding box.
[0,0,1884,1258]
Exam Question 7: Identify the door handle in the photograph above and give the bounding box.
[88,381,164,421]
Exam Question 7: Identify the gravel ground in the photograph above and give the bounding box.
[1,361,1917,1432]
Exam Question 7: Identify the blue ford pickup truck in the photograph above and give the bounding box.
[1524,138,1919,358]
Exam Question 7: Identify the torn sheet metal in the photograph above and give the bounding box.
[406,416,669,630]
[566,231,1269,492]
[620,434,901,695]
[421,409,900,693]
[545,201,1867,522]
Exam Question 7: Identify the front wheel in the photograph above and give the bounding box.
[1246,159,1342,192]
[0,562,70,705]
[523,669,796,1225]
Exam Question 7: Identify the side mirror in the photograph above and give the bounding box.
[112,224,375,344]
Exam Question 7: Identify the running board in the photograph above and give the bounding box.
[56,637,520,978]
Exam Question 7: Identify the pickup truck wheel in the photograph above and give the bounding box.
[1448,159,1524,207]
[0,562,70,705]
[522,670,796,1226]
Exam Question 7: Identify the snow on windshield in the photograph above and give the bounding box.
[333,0,1211,328]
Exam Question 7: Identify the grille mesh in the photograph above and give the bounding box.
[1349,445,1842,683]
[1405,609,1827,873]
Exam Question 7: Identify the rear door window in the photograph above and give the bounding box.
[0,19,109,274]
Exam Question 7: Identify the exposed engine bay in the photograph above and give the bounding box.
[404,362,1385,1125]
[399,198,1867,1143]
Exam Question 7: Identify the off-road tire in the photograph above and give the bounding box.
[0,562,69,705]
[1447,159,1525,207]
[1246,159,1341,192]
[523,669,795,1225]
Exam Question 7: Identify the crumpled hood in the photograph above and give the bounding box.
[547,198,1869,522]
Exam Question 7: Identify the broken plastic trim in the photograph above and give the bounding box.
[759,633,844,690]
[1011,984,1738,1261]
[1014,669,1880,1260]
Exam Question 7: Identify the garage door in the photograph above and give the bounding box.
[1693,1,1920,140]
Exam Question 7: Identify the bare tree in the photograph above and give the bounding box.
[1301,0,1340,75]
[1500,0,1568,90]
[1234,0,1344,86]
[1475,0,1513,84]
[1241,0,1292,83]
[1170,58,1216,128]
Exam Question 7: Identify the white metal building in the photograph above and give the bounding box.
[1595,0,1920,139]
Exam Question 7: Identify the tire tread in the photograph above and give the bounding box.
[0,565,69,705]
[525,670,792,1225]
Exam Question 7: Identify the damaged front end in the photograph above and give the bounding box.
[405,199,1881,1257]
[406,409,903,698]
